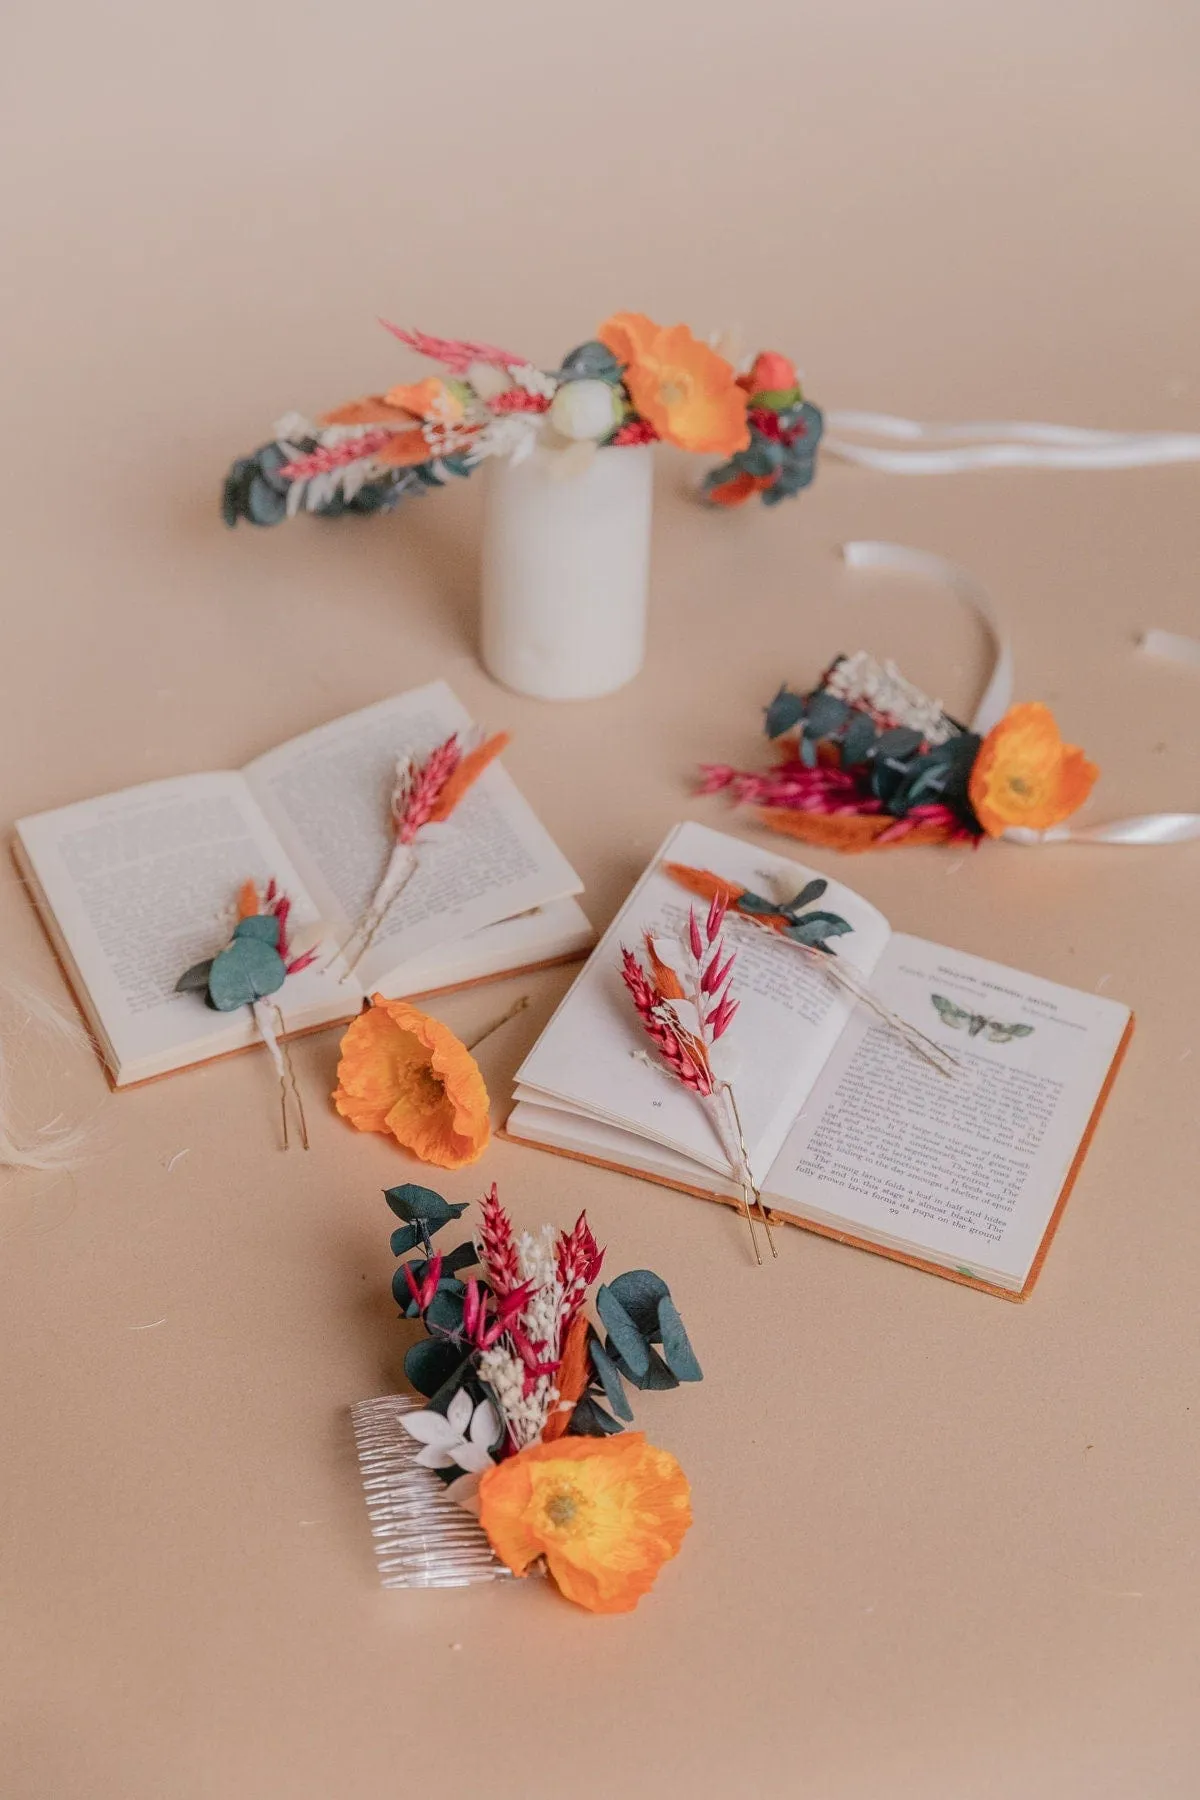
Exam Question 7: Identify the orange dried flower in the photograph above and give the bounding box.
[332,995,490,1169]
[598,312,749,456]
[968,702,1099,837]
[478,1432,692,1614]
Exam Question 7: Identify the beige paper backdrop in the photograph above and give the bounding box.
[1,3,1198,1796]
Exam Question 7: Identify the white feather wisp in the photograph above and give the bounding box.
[0,977,93,1172]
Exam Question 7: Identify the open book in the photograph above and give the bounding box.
[506,822,1132,1299]
[14,681,591,1087]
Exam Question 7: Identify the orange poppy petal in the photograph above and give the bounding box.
[426,732,510,824]
[596,311,660,368]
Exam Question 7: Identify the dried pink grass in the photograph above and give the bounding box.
[395,735,461,844]
[379,322,526,375]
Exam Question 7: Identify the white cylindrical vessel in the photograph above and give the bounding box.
[480,443,654,701]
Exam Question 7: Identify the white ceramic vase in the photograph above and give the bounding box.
[480,443,654,701]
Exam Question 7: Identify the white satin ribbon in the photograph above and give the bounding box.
[826,412,1200,475]
[841,540,1200,847]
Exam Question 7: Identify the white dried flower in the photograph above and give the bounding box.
[399,1391,500,1472]
[509,363,559,400]
[824,651,957,745]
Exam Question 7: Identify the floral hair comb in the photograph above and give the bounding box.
[702,541,1200,853]
[222,315,822,525]
[352,1182,700,1613]
[175,878,321,1147]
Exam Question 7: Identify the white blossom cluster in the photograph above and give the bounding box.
[478,1346,558,1451]
[824,651,957,745]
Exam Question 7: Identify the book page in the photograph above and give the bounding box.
[514,821,891,1185]
[766,934,1131,1286]
[244,681,583,981]
[15,774,358,1081]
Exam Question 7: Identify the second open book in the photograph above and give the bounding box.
[507,822,1133,1299]
[14,682,591,1086]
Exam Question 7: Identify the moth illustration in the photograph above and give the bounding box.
[930,994,1034,1043]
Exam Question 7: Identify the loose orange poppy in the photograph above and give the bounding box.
[478,1432,692,1614]
[332,995,490,1169]
[968,702,1098,837]
[598,313,749,457]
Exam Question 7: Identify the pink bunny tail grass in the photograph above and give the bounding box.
[277,430,394,482]
[477,1183,522,1298]
[379,322,527,375]
[620,948,715,1096]
[396,735,462,844]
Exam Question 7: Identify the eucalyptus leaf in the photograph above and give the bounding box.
[840,713,878,766]
[657,1297,703,1382]
[594,1286,650,1379]
[558,340,624,383]
[588,1340,635,1422]
[870,727,925,762]
[566,1395,623,1438]
[764,687,806,739]
[803,692,851,739]
[206,937,286,1011]
[245,474,287,526]
[784,879,827,913]
[604,1269,671,1338]
[233,914,280,947]
[424,1285,466,1338]
[734,889,784,917]
[611,1343,679,1391]
[404,1338,467,1400]
[174,959,214,994]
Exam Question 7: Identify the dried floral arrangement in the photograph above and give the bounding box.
[700,654,1099,852]
[335,727,509,978]
[175,879,321,1146]
[376,1182,700,1613]
[222,316,823,526]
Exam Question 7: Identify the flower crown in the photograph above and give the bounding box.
[222,314,823,527]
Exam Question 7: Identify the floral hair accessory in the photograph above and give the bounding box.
[222,316,823,525]
[334,728,509,978]
[697,541,1155,855]
[332,995,491,1170]
[175,878,321,1147]
[351,1184,700,1613]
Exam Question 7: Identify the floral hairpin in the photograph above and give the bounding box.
[222,315,822,525]
[351,1183,700,1613]
[701,654,1098,852]
[336,728,509,978]
[620,884,854,1263]
[175,878,321,1147]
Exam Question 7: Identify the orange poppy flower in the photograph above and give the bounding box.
[478,1432,692,1614]
[332,995,490,1169]
[968,702,1099,837]
[598,313,749,456]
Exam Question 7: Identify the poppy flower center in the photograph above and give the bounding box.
[542,1481,589,1533]
[659,374,692,408]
